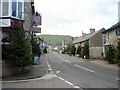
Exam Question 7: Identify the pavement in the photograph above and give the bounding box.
[2,53,119,81]
[2,54,48,81]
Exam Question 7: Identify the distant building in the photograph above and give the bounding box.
[118,1,120,22]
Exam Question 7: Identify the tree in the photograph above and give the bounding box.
[67,44,76,56]
[5,27,33,73]
[104,45,115,63]
[81,44,89,59]
[76,46,81,55]
[43,47,47,53]
[114,40,120,64]
[31,38,41,56]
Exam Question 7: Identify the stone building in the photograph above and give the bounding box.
[73,28,105,59]
[102,22,120,57]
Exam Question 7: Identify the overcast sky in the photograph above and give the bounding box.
[34,0,119,37]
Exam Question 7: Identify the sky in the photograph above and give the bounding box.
[34,0,120,37]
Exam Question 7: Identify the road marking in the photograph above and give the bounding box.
[74,64,95,73]
[46,57,47,58]
[74,86,80,88]
[56,70,60,74]
[65,81,74,85]
[115,78,120,80]
[57,77,64,81]
[65,60,71,63]
[55,75,83,89]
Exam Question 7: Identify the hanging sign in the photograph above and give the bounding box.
[32,12,41,25]
[31,27,41,33]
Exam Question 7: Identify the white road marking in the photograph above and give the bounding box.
[48,68,52,71]
[46,57,47,58]
[53,75,57,77]
[115,78,120,80]
[65,81,74,85]
[55,75,82,89]
[56,70,60,74]
[74,64,95,73]
[65,60,71,63]
[74,86,80,88]
[57,77,64,81]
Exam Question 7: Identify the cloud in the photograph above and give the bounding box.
[35,0,119,37]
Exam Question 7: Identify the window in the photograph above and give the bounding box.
[103,34,106,44]
[106,33,109,40]
[12,1,17,17]
[2,0,9,16]
[18,2,22,19]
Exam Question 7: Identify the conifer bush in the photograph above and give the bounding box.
[114,40,120,64]
[4,27,33,73]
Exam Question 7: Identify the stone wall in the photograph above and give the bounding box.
[89,46,103,59]
[106,30,118,46]
[89,28,105,47]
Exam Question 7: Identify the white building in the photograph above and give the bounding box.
[0,0,35,77]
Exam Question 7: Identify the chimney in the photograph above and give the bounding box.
[82,31,86,36]
[90,28,95,34]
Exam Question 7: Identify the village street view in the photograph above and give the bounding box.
[0,0,120,90]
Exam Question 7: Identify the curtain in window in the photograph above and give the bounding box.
[12,0,17,17]
[18,2,22,19]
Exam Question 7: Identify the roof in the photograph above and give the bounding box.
[102,22,120,33]
[72,28,105,44]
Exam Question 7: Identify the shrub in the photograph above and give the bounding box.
[114,40,120,64]
[81,45,89,59]
[43,47,47,53]
[4,28,33,73]
[104,45,115,63]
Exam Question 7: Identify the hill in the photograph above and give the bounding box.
[39,34,73,46]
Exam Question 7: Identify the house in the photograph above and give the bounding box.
[0,0,35,77]
[102,22,120,57]
[73,28,105,59]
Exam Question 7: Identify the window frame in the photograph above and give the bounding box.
[1,0,24,20]
[1,0,10,17]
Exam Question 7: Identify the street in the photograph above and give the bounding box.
[2,51,119,89]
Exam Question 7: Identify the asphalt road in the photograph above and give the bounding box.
[2,51,119,89]
[47,52,118,88]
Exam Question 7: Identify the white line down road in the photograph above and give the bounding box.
[65,60,71,63]
[74,64,95,73]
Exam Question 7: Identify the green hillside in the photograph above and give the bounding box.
[39,34,73,46]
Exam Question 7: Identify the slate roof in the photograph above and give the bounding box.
[102,22,120,33]
[72,28,105,44]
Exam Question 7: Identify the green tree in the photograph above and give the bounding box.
[43,47,47,53]
[76,46,81,55]
[81,45,89,59]
[67,44,76,56]
[114,40,120,64]
[5,27,33,73]
[31,39,41,56]
[104,45,115,63]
